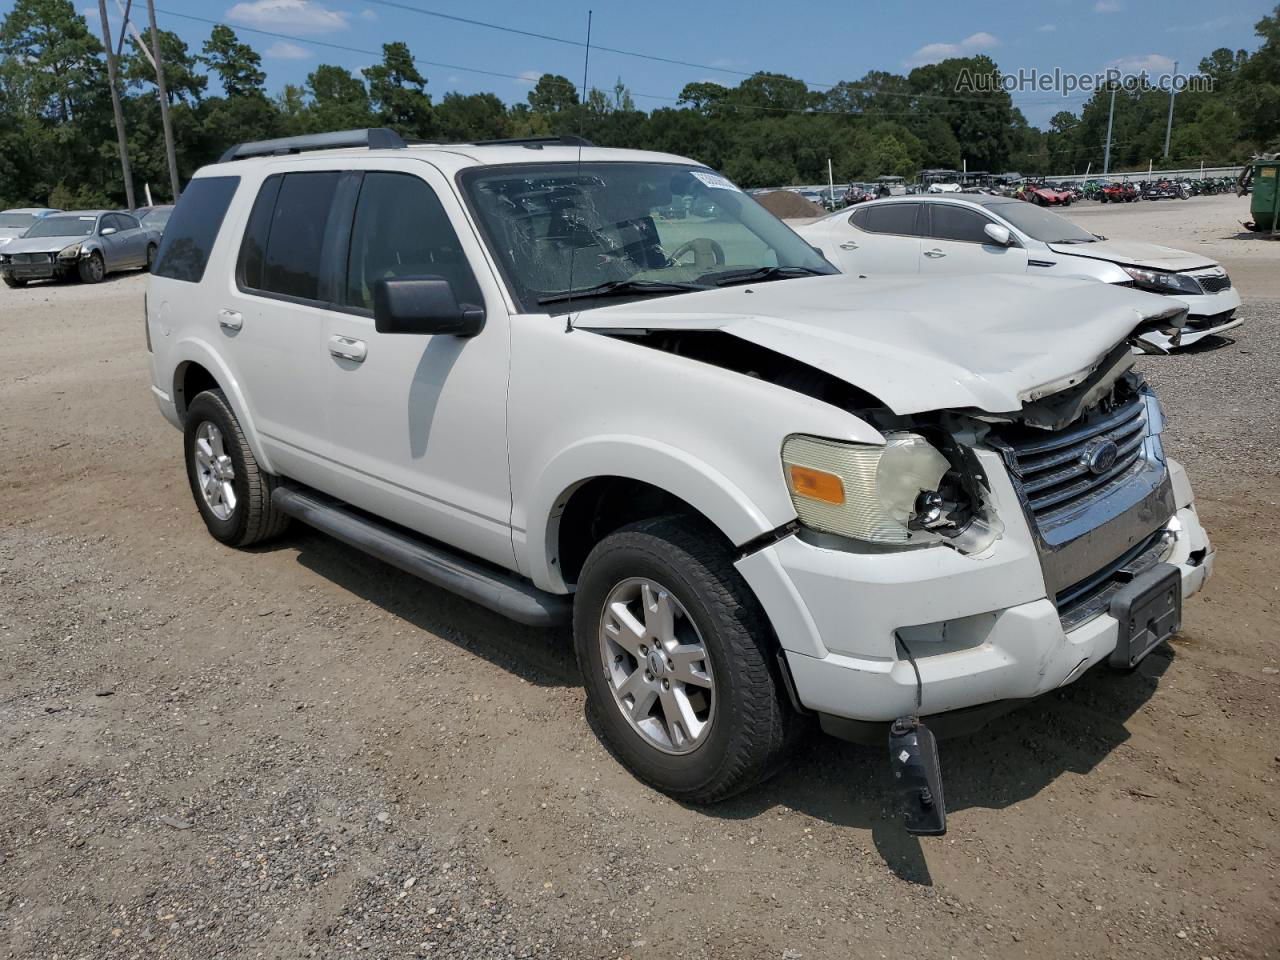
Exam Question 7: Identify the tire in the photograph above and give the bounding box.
[3,276,25,289]
[573,516,798,804]
[183,388,290,547]
[145,243,157,272]
[78,251,105,284]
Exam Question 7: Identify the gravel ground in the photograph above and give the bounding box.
[1,238,1278,958]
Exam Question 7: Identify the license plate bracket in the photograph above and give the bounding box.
[1109,562,1182,668]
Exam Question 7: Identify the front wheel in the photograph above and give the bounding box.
[573,516,798,804]
[145,243,157,271]
[78,252,105,283]
[183,389,290,547]
[3,276,25,289]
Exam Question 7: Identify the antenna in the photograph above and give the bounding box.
[564,9,592,333]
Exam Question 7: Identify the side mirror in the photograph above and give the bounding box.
[100,226,117,236]
[983,223,1012,246]
[373,276,485,337]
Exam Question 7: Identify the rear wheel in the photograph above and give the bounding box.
[78,251,104,283]
[573,516,798,803]
[183,389,289,547]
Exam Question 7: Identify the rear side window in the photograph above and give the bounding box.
[858,203,920,236]
[117,213,141,231]
[152,176,240,283]
[343,172,481,311]
[928,204,994,244]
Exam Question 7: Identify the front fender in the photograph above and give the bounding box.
[523,436,781,592]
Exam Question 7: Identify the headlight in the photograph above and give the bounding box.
[57,243,82,259]
[1121,265,1202,296]
[782,433,951,544]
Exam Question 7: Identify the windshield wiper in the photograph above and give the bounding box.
[1051,238,1096,244]
[701,265,830,287]
[536,278,707,305]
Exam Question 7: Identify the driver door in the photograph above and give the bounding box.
[918,203,1029,277]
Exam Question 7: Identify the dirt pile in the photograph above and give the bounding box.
[754,189,824,218]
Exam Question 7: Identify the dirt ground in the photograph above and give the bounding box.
[1,192,1277,960]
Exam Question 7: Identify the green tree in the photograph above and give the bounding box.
[200,25,264,98]
[528,73,578,113]
[304,64,373,132]
[363,42,433,137]
[436,91,509,141]
[0,0,103,122]
[122,28,206,104]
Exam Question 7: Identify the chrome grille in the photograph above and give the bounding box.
[1194,273,1231,294]
[1000,396,1149,526]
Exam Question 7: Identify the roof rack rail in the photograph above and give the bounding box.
[463,135,595,148]
[218,128,406,163]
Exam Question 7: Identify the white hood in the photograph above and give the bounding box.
[574,273,1181,416]
[1048,238,1217,273]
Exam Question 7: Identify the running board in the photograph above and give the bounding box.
[271,485,571,627]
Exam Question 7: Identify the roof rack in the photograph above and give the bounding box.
[219,128,406,163]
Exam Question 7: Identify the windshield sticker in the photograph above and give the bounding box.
[79,216,96,220]
[691,171,741,192]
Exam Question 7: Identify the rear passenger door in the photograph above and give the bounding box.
[321,164,516,569]
[114,213,148,266]
[222,169,349,486]
[834,203,923,275]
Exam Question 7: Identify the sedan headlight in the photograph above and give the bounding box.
[1121,265,1202,296]
[782,433,951,544]
[57,242,82,260]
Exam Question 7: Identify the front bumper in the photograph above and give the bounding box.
[736,456,1211,724]
[1133,286,1242,350]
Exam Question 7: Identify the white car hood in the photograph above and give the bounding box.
[574,273,1180,416]
[1048,238,1217,273]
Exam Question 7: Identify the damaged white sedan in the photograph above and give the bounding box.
[798,195,1243,350]
[148,134,1213,835]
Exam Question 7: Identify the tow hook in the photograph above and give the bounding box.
[889,717,947,835]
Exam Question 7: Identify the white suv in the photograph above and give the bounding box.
[147,129,1213,832]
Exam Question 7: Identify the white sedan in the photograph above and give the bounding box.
[797,196,1242,350]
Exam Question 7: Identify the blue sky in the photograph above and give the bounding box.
[16,0,1278,128]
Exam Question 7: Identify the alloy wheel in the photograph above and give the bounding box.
[193,421,237,520]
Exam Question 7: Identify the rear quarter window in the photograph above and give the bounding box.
[152,176,241,283]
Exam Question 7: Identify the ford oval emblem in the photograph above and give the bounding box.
[1084,439,1120,475]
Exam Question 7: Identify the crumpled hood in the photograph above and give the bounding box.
[574,273,1182,416]
[1048,238,1217,272]
[0,236,83,255]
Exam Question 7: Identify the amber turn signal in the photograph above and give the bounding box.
[788,465,845,505]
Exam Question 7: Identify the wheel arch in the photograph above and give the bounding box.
[169,341,275,475]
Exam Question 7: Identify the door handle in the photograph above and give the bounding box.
[328,335,367,363]
[923,249,946,258]
[839,241,859,250]
[218,309,243,331]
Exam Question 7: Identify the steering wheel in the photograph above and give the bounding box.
[669,237,726,271]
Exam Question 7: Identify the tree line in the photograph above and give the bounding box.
[2,0,1278,210]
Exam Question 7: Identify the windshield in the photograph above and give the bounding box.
[460,162,835,312]
[0,213,38,229]
[986,201,1095,243]
[24,215,97,239]
[142,208,172,229]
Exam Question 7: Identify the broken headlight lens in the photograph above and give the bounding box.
[57,243,83,260]
[782,433,951,544]
[1121,265,1202,296]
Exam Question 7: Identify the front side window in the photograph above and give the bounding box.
[460,162,834,312]
[116,213,141,231]
[153,176,240,283]
[258,172,341,301]
[928,204,996,244]
[25,215,97,239]
[344,172,481,311]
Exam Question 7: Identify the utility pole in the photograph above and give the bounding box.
[1103,86,1116,175]
[97,0,136,209]
[146,0,180,200]
[1163,61,1178,159]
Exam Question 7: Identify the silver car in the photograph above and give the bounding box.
[0,210,161,288]
[0,207,61,247]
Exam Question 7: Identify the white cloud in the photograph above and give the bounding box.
[265,40,311,59]
[225,0,348,34]
[1094,1,1122,12]
[360,7,377,19]
[1107,53,1175,73]
[905,32,999,68]
[447,74,460,84]
[1035,23,1057,33]
[515,70,540,86]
